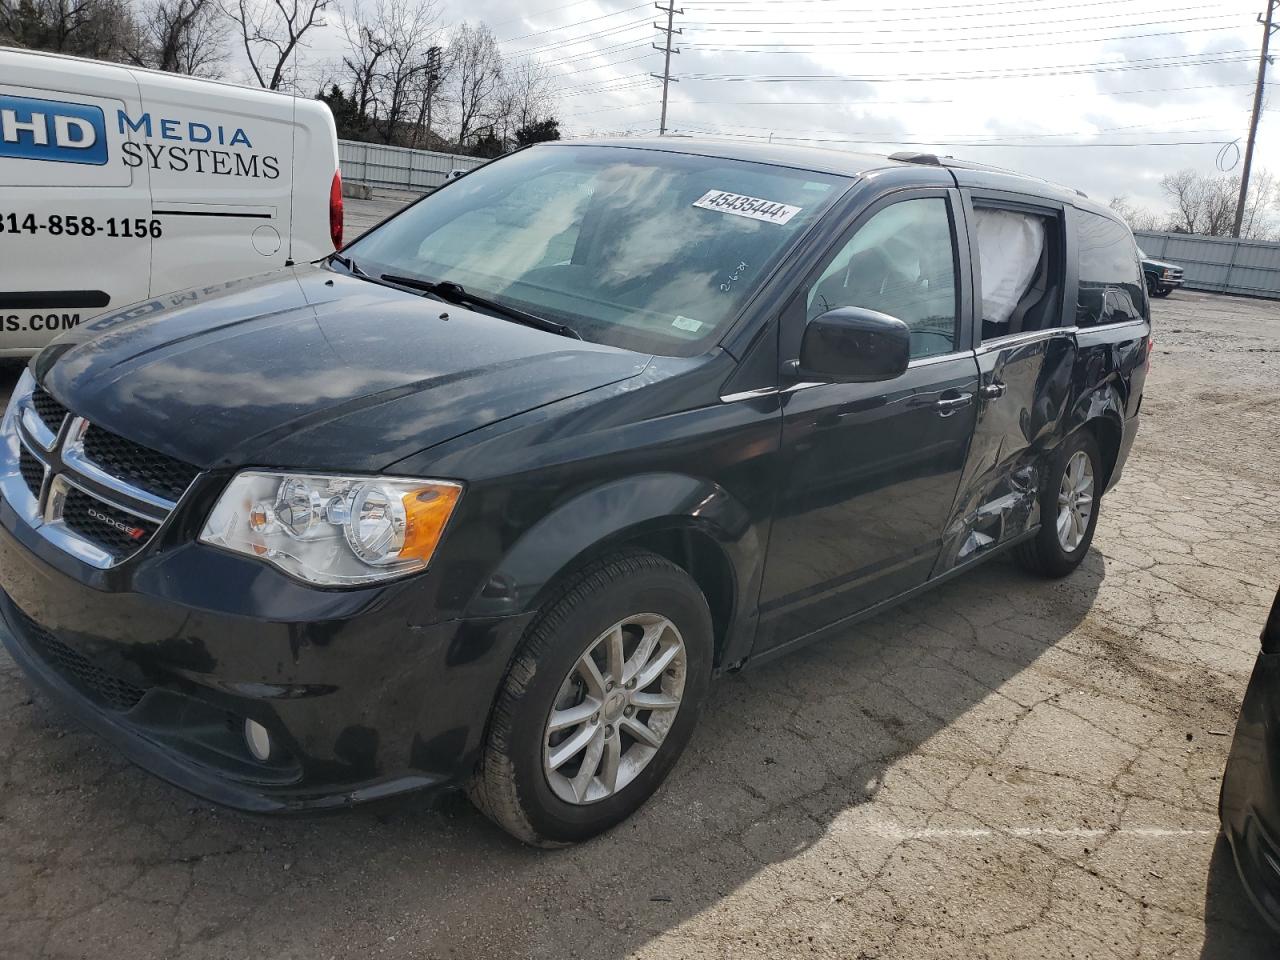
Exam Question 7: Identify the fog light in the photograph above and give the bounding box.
[244,719,272,761]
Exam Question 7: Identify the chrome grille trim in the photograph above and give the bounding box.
[1,379,197,568]
[63,418,180,513]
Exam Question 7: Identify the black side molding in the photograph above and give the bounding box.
[0,291,111,310]
[152,210,273,219]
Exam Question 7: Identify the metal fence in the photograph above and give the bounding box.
[338,140,485,192]
[1134,231,1280,300]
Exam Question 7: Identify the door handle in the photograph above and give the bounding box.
[934,393,973,417]
[979,381,1007,400]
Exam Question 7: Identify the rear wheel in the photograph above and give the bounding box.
[1015,430,1102,578]
[469,549,713,846]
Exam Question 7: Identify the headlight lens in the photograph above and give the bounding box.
[199,471,462,586]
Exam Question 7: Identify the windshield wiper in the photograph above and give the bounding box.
[380,274,582,340]
[328,252,369,277]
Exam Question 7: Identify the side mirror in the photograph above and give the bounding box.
[797,307,911,383]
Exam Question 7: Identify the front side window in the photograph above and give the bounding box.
[1076,211,1144,326]
[805,197,958,359]
[344,145,845,356]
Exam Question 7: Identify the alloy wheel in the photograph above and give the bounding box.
[1056,449,1095,552]
[543,613,687,805]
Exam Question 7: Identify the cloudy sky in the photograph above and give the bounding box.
[265,0,1274,215]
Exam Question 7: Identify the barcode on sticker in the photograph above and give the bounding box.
[692,190,802,225]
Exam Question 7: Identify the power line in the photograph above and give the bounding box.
[683,11,1234,35]
[674,51,1257,83]
[562,84,1256,118]
[497,3,649,44]
[683,24,1245,55]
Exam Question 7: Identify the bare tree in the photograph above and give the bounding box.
[340,0,389,121]
[1240,168,1277,240]
[1160,168,1277,239]
[448,21,501,150]
[376,0,438,144]
[227,0,330,90]
[131,0,228,75]
[1108,195,1162,233]
[2,0,141,60]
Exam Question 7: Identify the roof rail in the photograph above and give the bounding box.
[889,151,941,166]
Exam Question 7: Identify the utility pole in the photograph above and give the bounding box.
[651,3,682,135]
[1234,0,1279,238]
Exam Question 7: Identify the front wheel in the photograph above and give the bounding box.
[1015,430,1102,578]
[469,549,713,846]
[1153,286,1173,298]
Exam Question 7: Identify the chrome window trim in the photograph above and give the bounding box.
[720,349,976,402]
[976,326,1077,355]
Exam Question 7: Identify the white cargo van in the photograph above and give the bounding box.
[0,47,342,356]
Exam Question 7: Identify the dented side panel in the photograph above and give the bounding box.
[936,330,1077,573]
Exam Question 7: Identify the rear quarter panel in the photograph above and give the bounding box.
[130,70,298,294]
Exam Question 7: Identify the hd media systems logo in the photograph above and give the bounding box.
[0,94,108,166]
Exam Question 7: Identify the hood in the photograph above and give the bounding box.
[38,266,651,472]
[1142,257,1181,271]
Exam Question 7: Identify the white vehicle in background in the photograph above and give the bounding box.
[0,47,342,357]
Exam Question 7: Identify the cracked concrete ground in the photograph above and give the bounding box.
[1,287,1278,959]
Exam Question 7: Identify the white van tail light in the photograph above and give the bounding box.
[329,171,344,249]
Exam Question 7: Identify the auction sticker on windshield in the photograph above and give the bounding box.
[692,190,802,225]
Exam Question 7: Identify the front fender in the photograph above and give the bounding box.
[463,471,759,631]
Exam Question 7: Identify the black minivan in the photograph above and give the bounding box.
[0,139,1149,844]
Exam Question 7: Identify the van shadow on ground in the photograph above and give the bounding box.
[0,547,1269,957]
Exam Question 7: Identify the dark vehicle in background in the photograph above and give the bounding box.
[1221,586,1280,931]
[0,139,1149,845]
[1140,246,1184,297]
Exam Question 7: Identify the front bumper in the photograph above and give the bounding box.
[0,502,533,812]
[1221,650,1280,932]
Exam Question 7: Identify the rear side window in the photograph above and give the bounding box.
[973,206,1063,341]
[1076,211,1144,326]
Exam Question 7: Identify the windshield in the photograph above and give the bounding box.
[343,144,846,356]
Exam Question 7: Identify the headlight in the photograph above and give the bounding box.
[199,471,462,586]
[1163,268,1174,278]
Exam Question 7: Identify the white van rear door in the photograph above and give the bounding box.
[132,72,294,295]
[0,51,152,356]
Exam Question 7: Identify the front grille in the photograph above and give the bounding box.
[13,606,149,712]
[61,487,159,560]
[82,426,199,502]
[30,386,68,436]
[18,446,43,499]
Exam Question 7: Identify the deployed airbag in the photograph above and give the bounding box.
[975,209,1045,325]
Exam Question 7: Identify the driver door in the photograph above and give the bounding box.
[756,188,981,651]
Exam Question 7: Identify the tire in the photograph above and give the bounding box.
[1145,275,1158,297]
[1015,430,1103,578]
[468,549,713,846]
[1153,286,1172,298]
